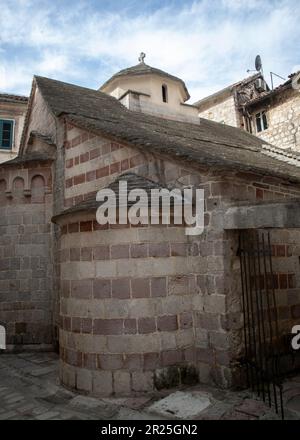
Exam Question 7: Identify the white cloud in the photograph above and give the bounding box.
[0,0,299,101]
[220,0,263,10]
[37,52,70,74]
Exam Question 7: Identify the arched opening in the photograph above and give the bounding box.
[31,175,46,203]
[0,179,7,204]
[12,177,25,202]
[162,84,168,103]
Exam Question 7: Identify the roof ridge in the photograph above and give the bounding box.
[22,74,300,184]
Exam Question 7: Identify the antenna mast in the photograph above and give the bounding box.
[270,72,286,90]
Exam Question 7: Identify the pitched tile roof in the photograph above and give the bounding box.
[1,151,53,167]
[52,172,168,221]
[34,75,300,183]
[28,131,56,147]
[245,71,300,108]
[0,93,28,104]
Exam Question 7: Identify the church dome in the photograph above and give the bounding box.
[99,54,190,102]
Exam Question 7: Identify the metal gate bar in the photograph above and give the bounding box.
[239,230,284,419]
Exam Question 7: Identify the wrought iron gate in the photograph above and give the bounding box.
[238,230,284,419]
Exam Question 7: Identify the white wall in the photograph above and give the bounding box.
[102,74,199,124]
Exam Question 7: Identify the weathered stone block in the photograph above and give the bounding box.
[93,319,123,335]
[131,278,150,298]
[76,368,93,392]
[138,317,156,334]
[151,277,167,297]
[157,315,178,332]
[111,279,130,299]
[113,371,131,395]
[132,371,154,392]
[97,354,123,370]
[92,370,113,396]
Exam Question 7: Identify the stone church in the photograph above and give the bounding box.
[1,55,300,397]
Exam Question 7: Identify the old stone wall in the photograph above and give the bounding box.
[58,217,207,395]
[228,227,300,380]
[64,124,148,208]
[268,229,300,335]
[250,89,300,151]
[58,122,300,391]
[197,95,239,127]
[0,160,54,347]
[203,173,300,377]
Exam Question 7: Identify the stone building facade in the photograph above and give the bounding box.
[194,73,266,128]
[0,94,28,164]
[1,61,300,396]
[195,71,300,152]
[244,75,300,151]
[196,94,239,128]
[0,155,53,346]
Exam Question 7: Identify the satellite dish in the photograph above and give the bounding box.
[255,55,262,72]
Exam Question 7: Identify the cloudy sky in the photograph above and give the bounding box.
[0,0,299,102]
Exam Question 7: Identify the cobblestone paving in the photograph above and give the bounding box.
[0,352,300,420]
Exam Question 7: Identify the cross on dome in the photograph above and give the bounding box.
[138,52,146,64]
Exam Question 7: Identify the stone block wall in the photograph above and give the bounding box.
[250,89,300,151]
[56,125,300,392]
[197,95,239,127]
[269,229,300,334]
[64,124,148,208]
[0,160,54,347]
[208,175,300,381]
[64,122,300,213]
[58,216,208,395]
[227,227,300,380]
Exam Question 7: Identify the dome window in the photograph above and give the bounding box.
[162,84,168,103]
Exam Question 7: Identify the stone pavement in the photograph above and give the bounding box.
[0,352,300,420]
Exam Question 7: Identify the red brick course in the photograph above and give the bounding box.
[61,343,198,372]
[58,125,300,395]
[111,279,130,299]
[61,313,192,335]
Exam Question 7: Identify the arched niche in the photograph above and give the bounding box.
[0,179,7,205]
[31,175,46,203]
[12,177,25,203]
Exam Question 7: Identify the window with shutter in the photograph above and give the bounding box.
[0,120,14,150]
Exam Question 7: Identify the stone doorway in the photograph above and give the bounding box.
[237,228,300,418]
[238,229,284,417]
